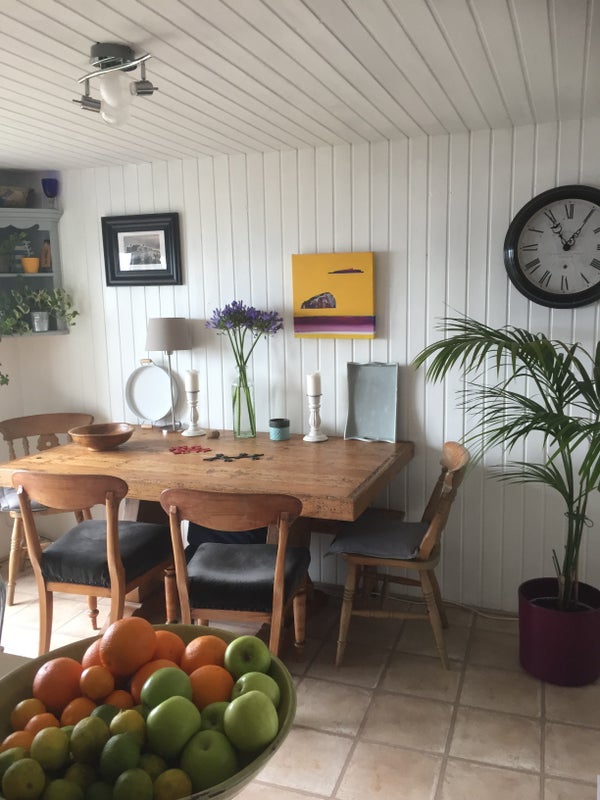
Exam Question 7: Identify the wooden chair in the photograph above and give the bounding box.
[0,412,94,605]
[12,470,173,655]
[327,442,470,669]
[160,489,309,657]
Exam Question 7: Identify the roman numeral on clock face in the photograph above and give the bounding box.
[565,203,574,219]
[520,244,538,251]
[539,270,551,287]
[561,275,569,291]
[591,258,600,270]
[524,258,541,272]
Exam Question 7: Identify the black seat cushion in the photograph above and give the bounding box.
[41,520,172,587]
[187,543,311,612]
[326,509,429,560]
[0,486,47,514]
[185,523,267,559]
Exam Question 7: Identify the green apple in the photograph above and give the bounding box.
[223,635,271,679]
[231,671,280,708]
[146,696,202,760]
[140,667,192,708]
[179,730,238,791]
[223,690,279,752]
[200,701,229,733]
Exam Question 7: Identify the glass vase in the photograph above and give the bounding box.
[232,369,256,438]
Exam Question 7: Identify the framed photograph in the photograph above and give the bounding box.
[101,212,182,286]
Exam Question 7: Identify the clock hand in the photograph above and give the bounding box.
[565,208,595,248]
[544,209,569,247]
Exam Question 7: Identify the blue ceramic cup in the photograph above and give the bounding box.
[269,418,290,441]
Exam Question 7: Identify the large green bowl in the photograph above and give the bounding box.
[0,624,296,799]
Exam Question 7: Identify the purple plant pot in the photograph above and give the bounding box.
[519,577,600,686]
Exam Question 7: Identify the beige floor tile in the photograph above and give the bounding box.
[344,613,403,649]
[294,677,372,736]
[544,777,597,800]
[545,722,600,783]
[450,707,541,771]
[336,741,442,800]
[442,604,475,628]
[473,612,519,635]
[441,759,541,799]
[362,692,453,753]
[468,629,521,671]
[460,665,541,716]
[236,783,323,800]
[281,637,322,677]
[257,727,352,794]
[306,638,388,689]
[396,619,470,662]
[545,681,600,728]
[381,652,462,702]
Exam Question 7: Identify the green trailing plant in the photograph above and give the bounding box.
[46,287,79,327]
[0,284,80,334]
[413,315,600,612]
[0,230,26,257]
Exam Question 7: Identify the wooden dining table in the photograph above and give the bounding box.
[0,426,414,622]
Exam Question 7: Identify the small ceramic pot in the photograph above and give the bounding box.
[21,257,40,274]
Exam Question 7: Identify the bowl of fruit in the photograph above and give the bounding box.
[0,620,296,800]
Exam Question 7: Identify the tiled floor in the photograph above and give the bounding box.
[1,565,598,799]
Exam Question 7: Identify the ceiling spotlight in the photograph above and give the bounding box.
[73,42,158,127]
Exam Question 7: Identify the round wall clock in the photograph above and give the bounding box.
[504,184,600,308]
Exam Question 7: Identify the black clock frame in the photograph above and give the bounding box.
[503,184,600,309]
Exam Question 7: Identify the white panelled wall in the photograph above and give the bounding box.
[2,117,600,612]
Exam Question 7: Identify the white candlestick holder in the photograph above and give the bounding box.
[182,390,206,437]
[303,394,328,442]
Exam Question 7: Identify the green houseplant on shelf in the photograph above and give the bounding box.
[413,315,600,685]
[47,288,79,330]
[0,285,79,335]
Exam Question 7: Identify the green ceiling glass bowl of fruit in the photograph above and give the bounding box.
[0,622,296,800]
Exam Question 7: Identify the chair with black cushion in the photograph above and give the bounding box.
[0,412,94,605]
[160,489,309,657]
[327,442,470,669]
[12,470,173,655]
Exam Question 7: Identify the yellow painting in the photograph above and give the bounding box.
[291,252,375,338]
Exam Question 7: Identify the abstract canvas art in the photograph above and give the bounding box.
[291,252,375,338]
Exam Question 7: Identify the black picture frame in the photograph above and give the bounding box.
[102,212,182,286]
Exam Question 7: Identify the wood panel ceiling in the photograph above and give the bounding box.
[0,0,598,170]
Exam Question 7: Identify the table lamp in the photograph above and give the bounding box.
[145,317,191,432]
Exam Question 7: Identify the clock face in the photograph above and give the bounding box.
[504,185,600,308]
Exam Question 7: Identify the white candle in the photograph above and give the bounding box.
[307,372,321,395]
[185,369,199,392]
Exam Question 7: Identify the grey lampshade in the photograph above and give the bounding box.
[145,317,191,354]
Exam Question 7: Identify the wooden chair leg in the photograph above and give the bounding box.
[87,596,99,630]
[109,588,125,625]
[420,569,449,670]
[336,560,358,667]
[7,517,24,606]
[39,588,53,656]
[164,567,179,623]
[429,569,448,628]
[292,588,307,657]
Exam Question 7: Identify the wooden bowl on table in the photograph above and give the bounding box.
[0,624,296,799]
[68,422,134,451]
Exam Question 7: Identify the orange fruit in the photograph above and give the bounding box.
[81,638,103,669]
[189,664,234,710]
[129,659,178,705]
[10,698,47,731]
[103,689,134,710]
[32,657,83,715]
[60,696,97,726]
[0,730,35,752]
[24,712,60,734]
[153,630,185,665]
[180,635,227,674]
[100,618,157,678]
[80,665,115,701]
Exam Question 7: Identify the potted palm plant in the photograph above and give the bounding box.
[413,316,600,685]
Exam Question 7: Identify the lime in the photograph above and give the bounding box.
[70,717,110,766]
[109,709,145,747]
[0,748,26,782]
[112,767,153,800]
[63,762,97,790]
[30,726,70,771]
[153,767,193,800]
[90,705,119,726]
[84,781,113,800]
[140,668,192,709]
[137,752,167,781]
[99,733,140,782]
[1,757,45,800]
[41,778,84,800]
[61,725,75,740]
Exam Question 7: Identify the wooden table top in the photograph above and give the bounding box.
[0,427,414,522]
